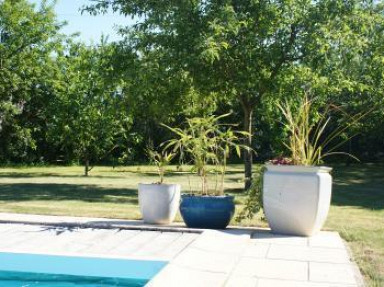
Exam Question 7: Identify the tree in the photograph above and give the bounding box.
[49,41,129,175]
[0,0,62,162]
[116,45,194,160]
[86,0,381,188]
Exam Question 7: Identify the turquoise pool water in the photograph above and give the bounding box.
[0,252,167,286]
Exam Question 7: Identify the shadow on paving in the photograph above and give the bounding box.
[0,183,138,204]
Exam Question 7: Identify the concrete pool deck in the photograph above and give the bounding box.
[0,213,364,287]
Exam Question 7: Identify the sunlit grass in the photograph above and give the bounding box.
[0,163,382,286]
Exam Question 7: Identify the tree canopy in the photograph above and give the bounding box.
[86,0,384,187]
[0,0,384,179]
[0,0,62,162]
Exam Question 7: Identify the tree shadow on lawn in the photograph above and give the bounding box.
[0,172,140,179]
[0,183,138,204]
[0,171,195,179]
[332,185,384,210]
[331,166,384,210]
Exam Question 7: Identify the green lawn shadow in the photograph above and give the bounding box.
[0,183,138,204]
[331,165,384,210]
[0,172,132,179]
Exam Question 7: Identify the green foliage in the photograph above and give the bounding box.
[163,113,250,195]
[86,0,384,187]
[147,148,176,184]
[0,0,62,162]
[278,95,368,166]
[48,41,129,174]
[236,167,265,222]
[1,0,384,172]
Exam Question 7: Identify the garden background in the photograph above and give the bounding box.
[1,0,384,285]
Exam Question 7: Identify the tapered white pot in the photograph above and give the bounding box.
[263,165,332,236]
[138,183,181,225]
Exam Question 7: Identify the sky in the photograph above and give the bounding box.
[29,0,135,43]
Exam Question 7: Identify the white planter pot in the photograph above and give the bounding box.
[138,183,181,225]
[263,165,332,236]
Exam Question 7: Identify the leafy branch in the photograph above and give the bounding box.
[147,148,176,184]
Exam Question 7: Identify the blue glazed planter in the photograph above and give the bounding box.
[179,194,235,229]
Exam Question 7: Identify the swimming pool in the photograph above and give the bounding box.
[0,252,167,286]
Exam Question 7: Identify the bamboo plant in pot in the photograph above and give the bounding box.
[163,114,250,229]
[138,149,181,225]
[263,96,365,236]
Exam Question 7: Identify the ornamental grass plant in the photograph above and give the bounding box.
[162,114,251,196]
[147,148,176,184]
[277,95,367,166]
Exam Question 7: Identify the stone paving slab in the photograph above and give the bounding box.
[0,213,365,286]
[256,279,358,287]
[232,257,308,281]
[146,264,228,287]
[267,244,351,263]
[309,262,361,285]
[148,229,364,287]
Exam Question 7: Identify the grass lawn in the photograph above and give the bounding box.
[0,164,383,286]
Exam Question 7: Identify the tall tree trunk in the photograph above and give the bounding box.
[243,106,253,190]
[84,157,89,176]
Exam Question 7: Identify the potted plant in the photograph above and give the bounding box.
[138,149,181,225]
[263,96,365,236]
[163,114,250,229]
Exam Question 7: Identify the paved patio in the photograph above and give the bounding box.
[0,213,364,287]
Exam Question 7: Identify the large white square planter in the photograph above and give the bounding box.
[263,165,332,236]
[138,183,181,225]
